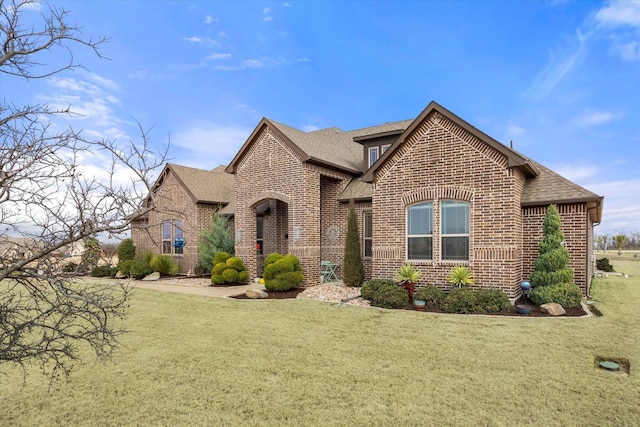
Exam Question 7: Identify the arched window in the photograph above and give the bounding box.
[441,200,469,261]
[407,202,433,260]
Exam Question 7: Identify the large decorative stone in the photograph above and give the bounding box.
[114,271,126,279]
[540,303,566,316]
[142,272,161,281]
[246,288,268,299]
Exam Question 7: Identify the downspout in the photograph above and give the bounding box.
[586,205,601,299]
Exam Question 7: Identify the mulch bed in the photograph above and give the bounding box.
[232,289,588,317]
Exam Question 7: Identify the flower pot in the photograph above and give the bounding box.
[516,304,531,315]
[414,300,426,310]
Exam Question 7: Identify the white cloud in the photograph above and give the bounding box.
[301,124,321,132]
[553,164,600,182]
[243,59,263,68]
[587,178,640,233]
[183,36,203,44]
[572,110,615,127]
[205,15,219,24]
[508,125,526,137]
[525,30,588,99]
[207,53,232,60]
[595,1,640,27]
[263,16,273,22]
[170,123,253,169]
[618,41,640,60]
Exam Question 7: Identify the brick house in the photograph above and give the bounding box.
[131,163,233,274]
[133,101,602,298]
[225,101,602,298]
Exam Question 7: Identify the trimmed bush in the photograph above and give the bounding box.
[596,258,615,272]
[263,253,303,291]
[361,279,409,309]
[210,255,248,285]
[472,289,512,313]
[361,279,396,302]
[414,284,445,308]
[531,205,574,288]
[441,288,478,314]
[150,254,179,275]
[343,203,364,287]
[90,265,118,278]
[529,282,583,308]
[117,238,136,262]
[213,251,232,265]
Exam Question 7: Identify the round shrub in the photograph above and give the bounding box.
[441,288,477,314]
[529,282,583,308]
[213,251,231,265]
[472,289,512,313]
[263,253,303,291]
[361,279,396,302]
[413,284,445,308]
[222,268,239,283]
[210,254,248,285]
[226,257,246,271]
[360,280,409,309]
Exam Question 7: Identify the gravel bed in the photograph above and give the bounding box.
[297,282,370,307]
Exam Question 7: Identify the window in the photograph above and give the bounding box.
[441,201,469,261]
[368,146,379,168]
[162,222,172,254]
[363,211,372,257]
[381,144,391,154]
[407,202,433,260]
[162,220,184,254]
[174,220,184,254]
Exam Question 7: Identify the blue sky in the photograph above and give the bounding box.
[4,0,640,237]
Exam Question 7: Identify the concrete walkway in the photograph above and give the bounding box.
[131,281,264,298]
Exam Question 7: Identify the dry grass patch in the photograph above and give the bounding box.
[1,260,639,426]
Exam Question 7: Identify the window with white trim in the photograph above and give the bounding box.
[162,222,172,254]
[407,202,433,260]
[363,210,372,257]
[368,146,379,168]
[441,200,469,261]
[381,144,391,154]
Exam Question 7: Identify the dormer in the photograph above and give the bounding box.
[353,129,404,170]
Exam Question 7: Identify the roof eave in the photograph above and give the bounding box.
[306,157,362,175]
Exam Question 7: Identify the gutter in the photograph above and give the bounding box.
[586,205,601,299]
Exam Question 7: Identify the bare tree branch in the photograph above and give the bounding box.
[0,0,166,382]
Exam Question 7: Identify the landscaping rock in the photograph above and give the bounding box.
[114,271,126,279]
[245,288,268,299]
[540,303,566,316]
[142,272,161,281]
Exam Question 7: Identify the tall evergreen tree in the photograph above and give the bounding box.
[530,205,574,288]
[197,214,234,274]
[343,202,364,287]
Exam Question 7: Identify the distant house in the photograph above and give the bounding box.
[134,101,603,297]
[131,163,233,274]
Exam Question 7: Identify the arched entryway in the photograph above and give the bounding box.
[254,199,289,277]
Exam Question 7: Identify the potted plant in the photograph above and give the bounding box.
[447,265,474,288]
[413,299,426,310]
[395,263,422,302]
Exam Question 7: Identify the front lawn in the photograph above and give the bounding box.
[1,259,639,426]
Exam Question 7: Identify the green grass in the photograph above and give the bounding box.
[1,259,639,426]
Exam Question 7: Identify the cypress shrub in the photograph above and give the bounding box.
[530,205,574,288]
[343,203,364,287]
[117,238,136,262]
[529,282,583,308]
[210,255,248,285]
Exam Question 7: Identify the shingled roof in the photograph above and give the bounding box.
[226,118,413,175]
[155,163,234,205]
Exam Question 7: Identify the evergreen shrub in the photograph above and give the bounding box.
[413,284,445,308]
[263,253,303,291]
[117,238,136,262]
[90,265,118,278]
[343,203,364,286]
[529,282,583,308]
[596,258,615,272]
[210,256,248,285]
[361,279,408,309]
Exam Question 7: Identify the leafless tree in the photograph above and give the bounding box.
[1,0,166,381]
